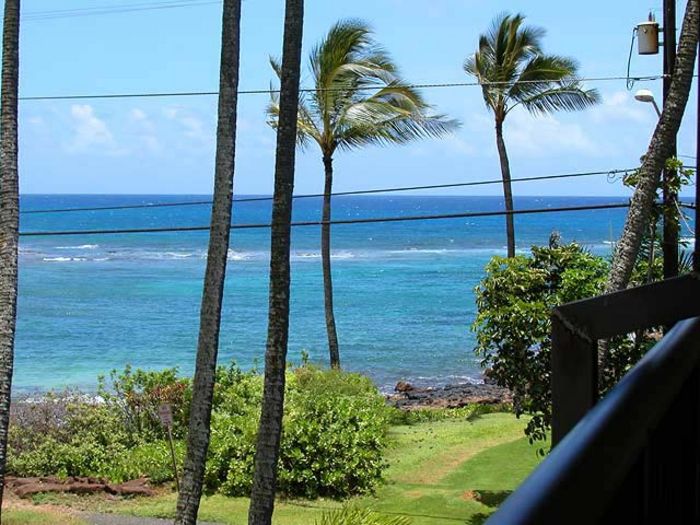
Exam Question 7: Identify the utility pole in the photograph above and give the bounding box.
[663,0,679,278]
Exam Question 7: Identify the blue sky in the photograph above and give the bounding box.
[14,0,698,196]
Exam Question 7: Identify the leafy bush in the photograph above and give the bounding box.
[278,368,388,498]
[8,363,389,500]
[472,237,609,445]
[97,365,191,440]
[472,236,663,447]
[208,366,389,498]
[8,400,130,478]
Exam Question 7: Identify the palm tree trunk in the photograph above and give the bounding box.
[248,0,304,523]
[0,0,19,516]
[174,1,241,522]
[321,154,340,368]
[495,118,516,258]
[606,0,698,293]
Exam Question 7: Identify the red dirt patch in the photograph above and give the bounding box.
[6,476,155,498]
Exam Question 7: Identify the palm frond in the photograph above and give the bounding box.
[268,18,457,156]
[519,84,601,115]
[266,56,320,148]
[463,12,597,120]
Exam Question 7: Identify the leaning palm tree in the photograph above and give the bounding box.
[267,20,458,368]
[174,0,242,523]
[607,0,698,293]
[248,0,304,523]
[465,13,600,258]
[0,0,20,515]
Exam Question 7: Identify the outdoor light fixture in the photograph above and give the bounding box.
[637,13,660,55]
[634,89,662,117]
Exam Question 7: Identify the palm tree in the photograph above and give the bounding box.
[465,13,600,258]
[267,20,457,368]
[248,1,304,523]
[606,0,698,293]
[174,0,242,523]
[0,0,20,515]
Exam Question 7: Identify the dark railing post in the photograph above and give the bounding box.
[551,313,598,446]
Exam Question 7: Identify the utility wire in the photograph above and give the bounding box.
[21,168,637,215]
[23,0,220,21]
[19,202,631,237]
[19,75,668,101]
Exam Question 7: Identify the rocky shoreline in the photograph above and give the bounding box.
[387,380,511,409]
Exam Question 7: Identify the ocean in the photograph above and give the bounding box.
[16,194,639,392]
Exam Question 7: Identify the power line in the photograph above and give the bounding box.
[21,168,637,215]
[23,1,220,21]
[19,75,668,101]
[19,202,631,237]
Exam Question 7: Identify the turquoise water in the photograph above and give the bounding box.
[17,194,633,391]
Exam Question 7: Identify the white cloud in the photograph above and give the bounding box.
[162,107,180,120]
[504,110,599,157]
[180,116,206,140]
[128,108,160,153]
[65,104,118,154]
[27,116,45,126]
[163,106,212,145]
[590,90,653,124]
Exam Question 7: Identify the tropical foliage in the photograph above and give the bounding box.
[8,364,390,499]
[465,13,599,257]
[267,19,458,368]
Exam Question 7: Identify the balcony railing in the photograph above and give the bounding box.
[486,273,700,524]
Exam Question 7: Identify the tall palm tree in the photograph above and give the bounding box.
[0,0,20,515]
[606,0,698,293]
[267,20,457,368]
[248,0,304,523]
[174,0,242,523]
[465,13,600,258]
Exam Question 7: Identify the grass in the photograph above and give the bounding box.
[3,508,86,525]
[10,413,543,525]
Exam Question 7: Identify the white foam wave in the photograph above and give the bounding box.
[291,251,355,260]
[42,257,87,262]
[227,250,253,261]
[163,252,196,259]
[55,244,99,250]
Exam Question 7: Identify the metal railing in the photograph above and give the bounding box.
[486,273,700,524]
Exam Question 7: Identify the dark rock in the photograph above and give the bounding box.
[387,380,511,409]
[394,381,414,393]
[10,475,155,498]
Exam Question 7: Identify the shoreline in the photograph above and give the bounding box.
[386,379,511,409]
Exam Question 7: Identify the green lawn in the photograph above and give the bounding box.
[73,412,543,525]
[3,508,85,525]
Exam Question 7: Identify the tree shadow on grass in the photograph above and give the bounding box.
[472,490,512,508]
[460,489,513,524]
[466,512,492,525]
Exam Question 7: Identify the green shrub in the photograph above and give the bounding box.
[8,363,389,500]
[8,400,130,478]
[209,366,389,499]
[97,365,191,440]
[473,236,660,448]
[108,440,185,484]
[278,368,388,498]
[472,237,609,445]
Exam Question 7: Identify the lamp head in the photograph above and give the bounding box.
[634,89,656,103]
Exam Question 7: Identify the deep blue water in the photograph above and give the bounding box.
[15,194,652,391]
